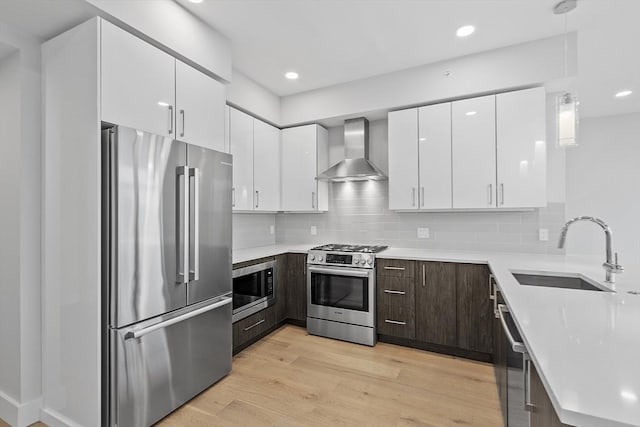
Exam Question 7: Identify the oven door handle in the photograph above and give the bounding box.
[307,266,371,278]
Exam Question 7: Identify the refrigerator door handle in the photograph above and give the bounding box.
[189,167,200,281]
[176,166,190,284]
[124,296,232,340]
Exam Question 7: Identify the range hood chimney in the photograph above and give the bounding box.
[316,117,387,182]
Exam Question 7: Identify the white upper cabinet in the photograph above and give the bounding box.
[418,103,452,209]
[388,109,419,210]
[175,60,225,151]
[452,95,497,209]
[230,108,254,211]
[253,120,281,211]
[224,105,230,153]
[496,87,547,208]
[281,125,328,212]
[101,20,175,137]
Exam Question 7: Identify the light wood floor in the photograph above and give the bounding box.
[159,325,503,426]
[1,325,502,427]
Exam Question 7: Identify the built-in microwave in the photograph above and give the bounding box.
[232,260,275,322]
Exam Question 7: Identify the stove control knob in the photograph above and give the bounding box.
[310,255,316,261]
[354,259,360,265]
[318,256,323,262]
[365,256,373,265]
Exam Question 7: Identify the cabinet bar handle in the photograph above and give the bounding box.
[168,105,174,135]
[488,183,493,206]
[312,191,316,209]
[180,109,185,137]
[422,264,426,287]
[243,318,265,331]
[384,319,406,326]
[232,188,236,207]
[500,183,505,206]
[255,190,259,208]
[524,355,537,412]
[412,188,416,207]
[384,289,406,295]
[421,187,425,208]
[489,274,495,300]
[383,266,405,271]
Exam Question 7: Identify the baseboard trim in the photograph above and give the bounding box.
[378,334,493,363]
[0,391,42,427]
[40,406,84,427]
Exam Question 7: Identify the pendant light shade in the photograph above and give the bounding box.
[557,92,579,147]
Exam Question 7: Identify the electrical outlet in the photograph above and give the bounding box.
[417,227,430,239]
[310,226,317,236]
[539,228,549,241]
[270,225,275,235]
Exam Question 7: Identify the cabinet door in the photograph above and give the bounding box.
[415,262,456,346]
[233,305,274,352]
[275,254,288,323]
[376,260,416,340]
[452,95,497,209]
[530,363,572,427]
[496,88,547,208]
[388,108,419,210]
[281,125,318,211]
[229,107,254,211]
[285,253,307,321]
[253,120,281,211]
[418,103,452,209]
[224,105,230,153]
[101,21,175,137]
[456,264,493,353]
[175,60,225,151]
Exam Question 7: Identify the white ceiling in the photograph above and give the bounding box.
[178,0,576,96]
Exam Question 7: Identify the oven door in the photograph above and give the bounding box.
[307,265,375,327]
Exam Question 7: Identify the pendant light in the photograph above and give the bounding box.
[554,0,578,148]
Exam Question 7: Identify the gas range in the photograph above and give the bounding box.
[307,243,388,269]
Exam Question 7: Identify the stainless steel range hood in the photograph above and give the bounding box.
[316,117,387,182]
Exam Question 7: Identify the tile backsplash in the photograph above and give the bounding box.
[233,213,276,250]
[274,181,566,254]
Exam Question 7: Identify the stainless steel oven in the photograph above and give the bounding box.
[306,244,387,346]
[232,260,275,322]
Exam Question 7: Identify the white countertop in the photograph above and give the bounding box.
[380,248,640,427]
[233,245,640,426]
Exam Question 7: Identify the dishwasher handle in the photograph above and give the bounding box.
[498,304,527,354]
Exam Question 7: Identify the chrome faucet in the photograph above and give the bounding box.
[558,216,624,283]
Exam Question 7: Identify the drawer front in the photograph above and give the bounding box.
[233,305,275,349]
[376,276,415,340]
[377,259,415,278]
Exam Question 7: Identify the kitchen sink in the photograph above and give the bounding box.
[512,271,611,292]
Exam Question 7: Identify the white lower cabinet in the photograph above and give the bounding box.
[451,95,497,209]
[229,106,281,212]
[281,125,328,212]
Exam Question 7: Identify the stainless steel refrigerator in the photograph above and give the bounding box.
[101,125,233,427]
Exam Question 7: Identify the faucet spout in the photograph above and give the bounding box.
[558,216,623,283]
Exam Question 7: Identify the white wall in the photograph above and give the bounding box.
[566,113,640,264]
[227,69,281,125]
[281,34,576,126]
[0,25,42,427]
[85,0,232,82]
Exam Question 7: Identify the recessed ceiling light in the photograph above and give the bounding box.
[615,90,632,98]
[188,0,203,3]
[456,25,475,38]
[285,71,299,80]
[466,111,477,116]
[157,101,170,107]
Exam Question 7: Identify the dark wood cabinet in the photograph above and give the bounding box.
[415,261,457,346]
[233,304,276,351]
[285,253,307,322]
[530,363,573,427]
[275,254,288,323]
[376,260,416,340]
[456,263,493,353]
